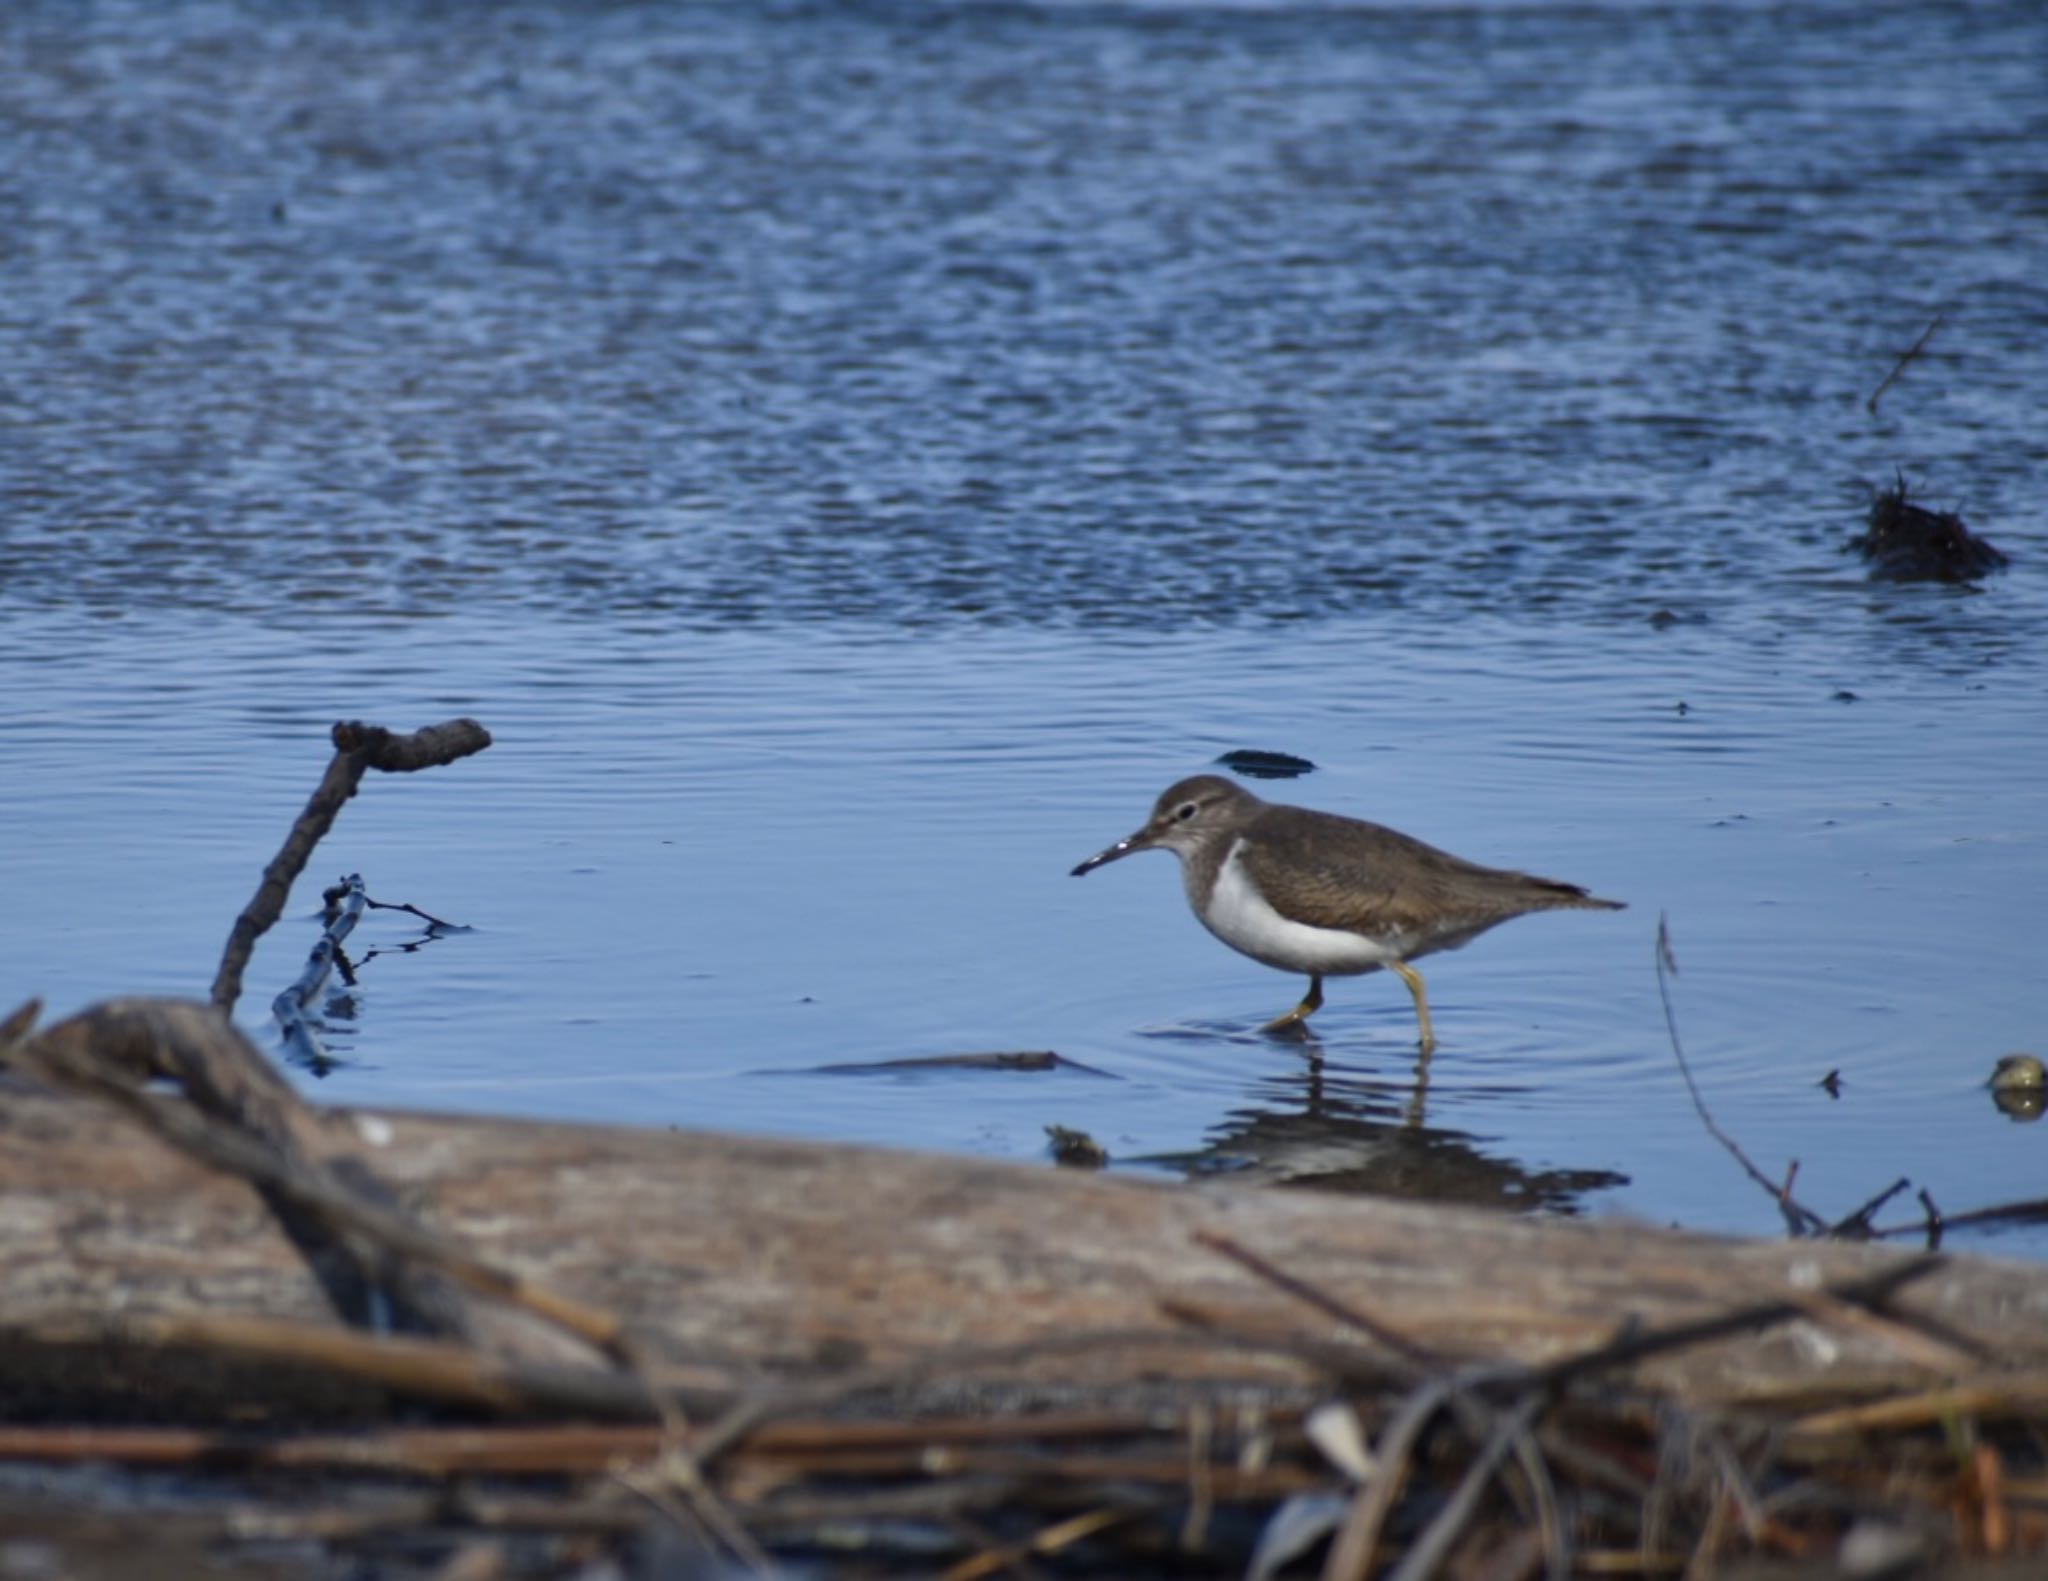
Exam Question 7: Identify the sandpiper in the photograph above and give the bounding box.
[1071,774,1624,1048]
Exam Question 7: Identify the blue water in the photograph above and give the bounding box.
[3,0,2045,1252]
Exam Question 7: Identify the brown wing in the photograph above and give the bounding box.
[1237,805,1611,936]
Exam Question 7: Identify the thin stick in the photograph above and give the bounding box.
[1194,1229,1443,1369]
[941,1514,1051,1581]
[1701,1426,1767,1543]
[630,1450,778,1577]
[1828,1177,1912,1238]
[1155,1296,1417,1389]
[1516,1417,1569,1581]
[941,1508,1134,1581]
[1196,1234,1562,1569]
[1866,313,1943,415]
[1655,917,1828,1236]
[0,1404,1311,1481]
[1181,1404,1214,1552]
[1320,1377,1449,1580]
[1527,1253,1945,1395]
[1787,1375,2048,1439]
[365,895,465,931]
[1873,1193,2048,1240]
[1385,1391,1547,1581]
[1915,1186,1945,1248]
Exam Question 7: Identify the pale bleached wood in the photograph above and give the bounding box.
[5,1082,2048,1416]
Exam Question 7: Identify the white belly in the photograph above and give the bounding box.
[1198,840,1400,976]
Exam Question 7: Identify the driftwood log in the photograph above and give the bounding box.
[8,1072,2048,1419]
[8,1002,2048,1576]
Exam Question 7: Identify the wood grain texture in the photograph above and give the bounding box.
[5,1082,2047,1415]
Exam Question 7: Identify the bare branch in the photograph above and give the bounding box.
[211,719,491,1013]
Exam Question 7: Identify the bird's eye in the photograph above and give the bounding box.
[1175,802,1198,821]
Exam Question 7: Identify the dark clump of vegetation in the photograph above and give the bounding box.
[1849,476,2008,583]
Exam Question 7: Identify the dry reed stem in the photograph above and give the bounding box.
[939,1507,1135,1581]
[1578,1553,1686,1575]
[1867,312,1944,414]
[1788,1376,2048,1439]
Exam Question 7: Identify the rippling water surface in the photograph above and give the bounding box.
[3,0,2044,1252]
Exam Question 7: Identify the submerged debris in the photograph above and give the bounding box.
[1849,477,2008,583]
[1045,1123,1109,1168]
[1215,749,1316,780]
[792,1049,1112,1077]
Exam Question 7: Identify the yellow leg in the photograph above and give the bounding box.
[1262,974,1324,1034]
[1389,960,1435,1053]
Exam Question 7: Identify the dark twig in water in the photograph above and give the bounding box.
[1655,916,1829,1236]
[282,880,470,1073]
[1916,1186,1944,1247]
[1866,312,1942,415]
[212,719,491,1013]
[1829,1176,1913,1240]
[795,1050,1112,1077]
[276,874,368,1075]
[365,895,466,932]
[1873,1192,2048,1242]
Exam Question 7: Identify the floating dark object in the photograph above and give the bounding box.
[1045,1124,1108,1168]
[785,1050,1114,1078]
[1214,748,1316,780]
[1849,478,2007,583]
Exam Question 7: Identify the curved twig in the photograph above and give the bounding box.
[1655,917,1829,1236]
[212,719,490,1013]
